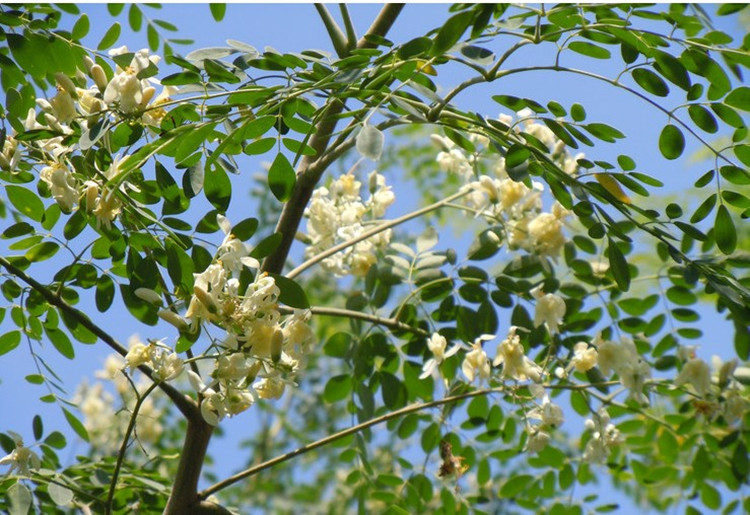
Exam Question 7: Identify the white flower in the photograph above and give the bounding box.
[253,377,286,400]
[493,326,542,382]
[525,428,550,454]
[528,395,565,429]
[569,341,598,373]
[40,161,78,212]
[595,334,651,405]
[527,212,565,257]
[531,286,566,334]
[0,432,40,476]
[420,332,460,379]
[583,408,623,464]
[674,358,712,398]
[125,338,150,370]
[461,335,493,383]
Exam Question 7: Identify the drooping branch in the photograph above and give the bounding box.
[261,3,405,276]
[198,379,620,498]
[0,256,198,419]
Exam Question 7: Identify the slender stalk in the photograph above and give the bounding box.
[0,256,197,419]
[278,305,429,336]
[105,382,159,515]
[287,190,467,279]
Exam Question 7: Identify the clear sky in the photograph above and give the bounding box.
[0,3,745,512]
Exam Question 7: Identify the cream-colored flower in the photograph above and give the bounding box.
[0,432,40,476]
[674,358,711,398]
[420,332,460,379]
[40,161,78,212]
[570,341,598,373]
[462,335,493,383]
[493,326,542,382]
[531,286,566,334]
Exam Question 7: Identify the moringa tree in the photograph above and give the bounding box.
[0,3,749,514]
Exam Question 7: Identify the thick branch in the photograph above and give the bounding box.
[163,417,218,514]
[0,256,197,419]
[315,4,348,57]
[261,3,405,275]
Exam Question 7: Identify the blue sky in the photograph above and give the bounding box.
[1,3,746,511]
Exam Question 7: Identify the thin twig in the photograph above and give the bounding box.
[278,305,429,336]
[105,381,159,515]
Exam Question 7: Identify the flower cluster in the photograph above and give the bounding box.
[304,171,395,276]
[432,109,581,259]
[16,47,177,225]
[582,407,623,463]
[162,215,314,425]
[595,333,652,405]
[525,388,565,454]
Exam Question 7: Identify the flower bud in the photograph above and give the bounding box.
[134,287,163,306]
[158,309,188,331]
[90,64,108,92]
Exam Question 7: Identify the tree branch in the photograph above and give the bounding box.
[315,4,348,58]
[261,3,404,276]
[0,256,197,420]
[339,4,357,51]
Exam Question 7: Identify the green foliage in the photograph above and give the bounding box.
[0,3,749,515]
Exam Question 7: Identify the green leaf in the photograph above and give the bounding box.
[204,59,240,84]
[500,474,534,497]
[432,10,474,55]
[584,122,625,142]
[568,41,611,59]
[231,217,258,241]
[399,37,432,59]
[204,166,232,212]
[46,327,74,359]
[108,4,124,16]
[72,14,90,40]
[161,71,202,86]
[323,374,351,403]
[653,50,691,91]
[720,165,750,185]
[97,22,122,51]
[128,4,142,31]
[269,274,310,309]
[249,232,283,259]
[690,193,717,223]
[26,241,59,262]
[48,482,74,507]
[63,407,89,442]
[147,23,159,52]
[724,86,750,112]
[658,125,685,160]
[95,274,115,312]
[0,330,21,356]
[688,104,718,133]
[44,431,66,449]
[6,185,44,222]
[608,239,630,291]
[381,372,407,409]
[714,204,737,254]
[632,68,669,97]
[268,153,296,202]
[210,3,226,22]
